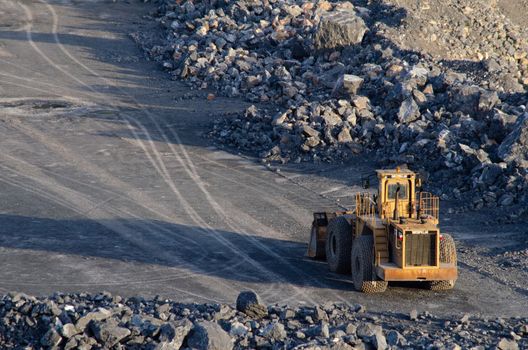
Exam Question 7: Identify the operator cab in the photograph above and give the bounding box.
[376,168,417,220]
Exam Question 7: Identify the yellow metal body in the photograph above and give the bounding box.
[307,167,457,283]
[376,263,458,281]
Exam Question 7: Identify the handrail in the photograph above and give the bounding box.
[353,191,439,224]
[354,192,376,226]
[419,192,439,223]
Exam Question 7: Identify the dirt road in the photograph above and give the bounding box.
[0,0,526,317]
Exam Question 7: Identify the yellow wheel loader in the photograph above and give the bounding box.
[307,168,457,293]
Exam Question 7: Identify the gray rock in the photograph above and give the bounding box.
[236,291,268,318]
[90,320,131,347]
[352,96,370,110]
[386,330,405,346]
[322,111,342,126]
[229,321,248,336]
[41,327,62,348]
[63,337,78,350]
[314,9,368,50]
[338,127,353,143]
[409,309,418,321]
[451,84,480,114]
[75,308,113,331]
[372,330,388,350]
[155,341,180,350]
[458,143,487,166]
[497,338,519,350]
[345,323,357,335]
[262,322,287,341]
[357,322,382,338]
[59,323,80,339]
[497,114,528,166]
[413,89,427,104]
[331,342,355,350]
[302,125,320,138]
[489,110,518,141]
[284,4,303,18]
[499,194,515,206]
[295,330,305,339]
[398,97,420,124]
[479,163,504,185]
[280,309,296,320]
[313,306,329,322]
[304,136,321,148]
[320,63,347,88]
[272,111,288,126]
[333,74,364,96]
[478,90,500,111]
[320,322,330,338]
[158,319,193,349]
[187,321,234,350]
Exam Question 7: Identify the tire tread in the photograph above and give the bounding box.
[428,234,457,290]
[351,235,388,293]
[325,216,352,273]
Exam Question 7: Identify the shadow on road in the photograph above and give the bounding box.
[0,213,360,292]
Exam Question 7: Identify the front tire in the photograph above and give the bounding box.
[351,235,388,293]
[325,216,352,274]
[427,234,457,290]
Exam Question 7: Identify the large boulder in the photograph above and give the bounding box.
[314,8,368,51]
[187,321,233,350]
[497,113,528,167]
[236,291,268,318]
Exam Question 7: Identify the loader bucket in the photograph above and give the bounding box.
[306,213,329,259]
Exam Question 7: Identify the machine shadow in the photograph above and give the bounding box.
[0,213,359,292]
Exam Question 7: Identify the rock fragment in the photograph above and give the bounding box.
[314,8,368,50]
[497,114,528,166]
[187,321,234,350]
[90,319,131,348]
[398,97,421,124]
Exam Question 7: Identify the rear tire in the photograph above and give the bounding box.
[325,216,352,274]
[427,234,457,290]
[428,280,455,290]
[440,234,457,264]
[351,235,388,293]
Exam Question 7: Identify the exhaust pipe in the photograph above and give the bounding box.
[393,185,400,220]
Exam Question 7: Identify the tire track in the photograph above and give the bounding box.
[12,1,287,301]
[31,0,301,302]
[0,158,248,297]
[41,0,355,305]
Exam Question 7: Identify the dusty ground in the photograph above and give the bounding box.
[0,0,526,318]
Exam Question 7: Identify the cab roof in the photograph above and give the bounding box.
[376,168,416,177]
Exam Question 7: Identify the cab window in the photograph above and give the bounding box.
[387,183,408,200]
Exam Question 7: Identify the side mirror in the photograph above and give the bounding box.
[416,177,422,188]
[362,178,370,189]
